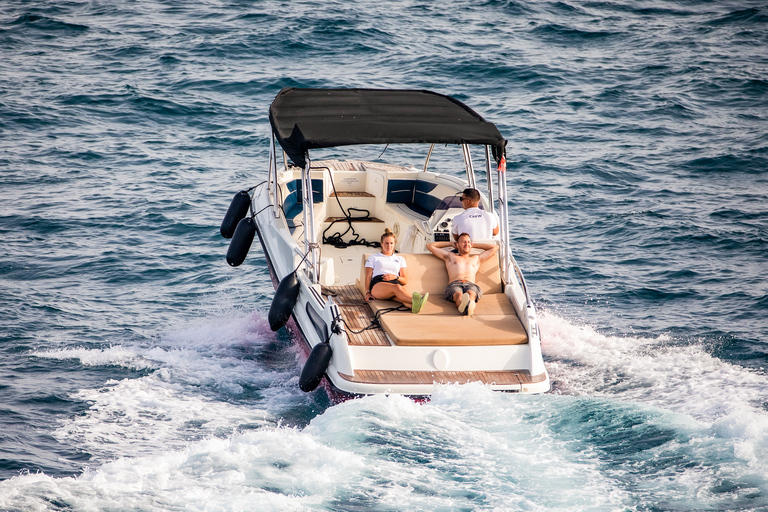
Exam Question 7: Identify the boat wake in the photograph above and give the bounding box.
[30,310,314,465]
[540,310,768,422]
[539,310,768,498]
[3,308,766,511]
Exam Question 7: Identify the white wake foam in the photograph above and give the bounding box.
[11,307,767,511]
[0,390,632,512]
[539,310,768,476]
[34,310,305,464]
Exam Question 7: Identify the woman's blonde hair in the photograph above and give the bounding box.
[381,227,396,242]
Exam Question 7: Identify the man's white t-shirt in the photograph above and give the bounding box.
[451,207,498,241]
[365,252,407,277]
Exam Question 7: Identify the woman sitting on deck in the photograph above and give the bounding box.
[364,228,428,314]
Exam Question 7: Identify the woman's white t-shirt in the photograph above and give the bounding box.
[365,252,406,277]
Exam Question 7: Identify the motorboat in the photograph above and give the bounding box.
[221,87,550,400]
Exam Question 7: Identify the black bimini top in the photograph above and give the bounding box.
[269,88,506,169]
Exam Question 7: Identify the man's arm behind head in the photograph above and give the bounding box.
[426,241,455,261]
[475,242,499,263]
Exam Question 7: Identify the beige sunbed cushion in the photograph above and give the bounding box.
[369,295,528,346]
[357,252,503,296]
[378,312,528,346]
[357,252,528,346]
[369,293,514,317]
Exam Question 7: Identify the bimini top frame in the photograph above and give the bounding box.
[266,88,515,288]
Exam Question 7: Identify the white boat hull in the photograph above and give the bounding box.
[249,161,550,400]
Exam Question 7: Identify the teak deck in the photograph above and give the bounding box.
[337,370,546,386]
[323,284,543,388]
[324,216,383,223]
[330,191,375,198]
[322,285,391,346]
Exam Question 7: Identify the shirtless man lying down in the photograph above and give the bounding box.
[426,234,499,317]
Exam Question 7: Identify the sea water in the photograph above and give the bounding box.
[1,0,767,510]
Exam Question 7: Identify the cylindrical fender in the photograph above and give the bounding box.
[220,191,251,239]
[299,342,333,392]
[268,271,300,331]
[226,217,256,267]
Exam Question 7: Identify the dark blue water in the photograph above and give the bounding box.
[1,0,767,510]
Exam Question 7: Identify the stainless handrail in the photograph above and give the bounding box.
[462,144,476,189]
[509,253,532,308]
[301,158,319,283]
[496,158,510,283]
[269,134,280,218]
[423,143,434,173]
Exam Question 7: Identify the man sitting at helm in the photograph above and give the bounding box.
[451,188,499,241]
[426,234,498,317]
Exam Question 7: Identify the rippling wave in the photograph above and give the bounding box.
[1,0,767,509]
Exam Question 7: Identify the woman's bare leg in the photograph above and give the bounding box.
[371,282,412,307]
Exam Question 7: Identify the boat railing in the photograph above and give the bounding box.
[268,134,285,220]
[292,244,319,282]
[462,144,476,189]
[484,146,496,216]
[508,252,532,309]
